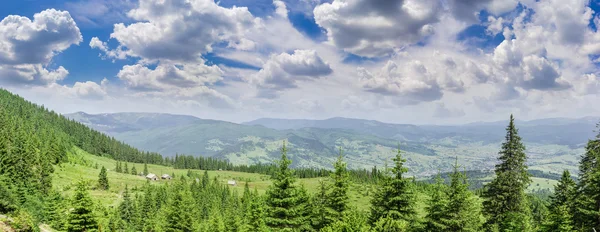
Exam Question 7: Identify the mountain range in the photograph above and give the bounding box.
[66,112,599,177]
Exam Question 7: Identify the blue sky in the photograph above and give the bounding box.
[1,0,600,124]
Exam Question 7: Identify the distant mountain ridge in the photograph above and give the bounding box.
[245,116,599,146]
[65,112,599,176]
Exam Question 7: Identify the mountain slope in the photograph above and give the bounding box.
[66,112,598,176]
[245,117,599,147]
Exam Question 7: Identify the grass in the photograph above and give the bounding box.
[52,147,376,211]
[53,146,558,220]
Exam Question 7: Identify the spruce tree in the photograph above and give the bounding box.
[116,161,121,173]
[143,163,148,176]
[118,186,134,224]
[131,166,137,175]
[311,179,334,230]
[443,159,484,232]
[482,115,532,231]
[124,162,129,174]
[67,181,98,232]
[246,191,268,232]
[164,183,194,232]
[573,125,600,230]
[202,170,210,189]
[265,141,307,231]
[44,191,66,231]
[369,146,416,226]
[97,166,109,190]
[327,148,349,220]
[545,171,576,232]
[424,174,448,231]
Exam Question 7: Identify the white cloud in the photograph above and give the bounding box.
[65,0,135,27]
[0,9,81,86]
[116,62,234,108]
[250,50,332,98]
[446,0,519,22]
[71,81,108,100]
[314,0,440,58]
[94,0,259,62]
[358,60,443,104]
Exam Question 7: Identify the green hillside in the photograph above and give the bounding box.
[2,88,600,232]
[66,112,589,177]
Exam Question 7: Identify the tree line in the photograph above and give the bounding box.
[2,88,600,231]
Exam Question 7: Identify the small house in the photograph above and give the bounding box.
[146,173,158,181]
[161,174,172,180]
[227,180,237,186]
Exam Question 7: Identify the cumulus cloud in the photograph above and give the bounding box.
[250,50,332,98]
[116,62,234,108]
[358,60,443,104]
[314,0,440,58]
[92,0,259,62]
[0,9,82,86]
[446,0,519,22]
[117,63,223,91]
[71,81,108,100]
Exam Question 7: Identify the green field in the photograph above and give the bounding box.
[53,147,376,211]
[53,146,558,218]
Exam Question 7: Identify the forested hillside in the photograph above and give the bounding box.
[2,89,600,231]
[67,112,593,177]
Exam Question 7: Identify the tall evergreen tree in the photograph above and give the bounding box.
[311,179,334,230]
[118,186,135,224]
[44,191,66,231]
[369,146,416,226]
[164,182,194,232]
[245,189,267,232]
[97,166,109,190]
[424,174,448,231]
[443,159,484,232]
[265,141,308,231]
[202,170,210,189]
[573,124,600,230]
[328,148,350,221]
[123,162,129,174]
[67,181,98,232]
[131,166,137,175]
[482,115,532,231]
[143,163,148,176]
[544,170,576,231]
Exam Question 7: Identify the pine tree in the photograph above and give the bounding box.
[443,159,484,232]
[118,186,135,224]
[369,146,416,226]
[143,163,148,176]
[202,170,210,189]
[131,166,137,175]
[311,179,334,230]
[483,115,532,231]
[67,181,98,232]
[0,176,17,214]
[265,141,308,231]
[98,166,109,190]
[245,189,268,232]
[116,161,122,173]
[124,162,129,174]
[44,191,66,231]
[573,126,600,230]
[164,183,194,232]
[424,174,448,231]
[327,148,349,221]
[546,170,576,231]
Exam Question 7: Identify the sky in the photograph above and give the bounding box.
[1,0,600,125]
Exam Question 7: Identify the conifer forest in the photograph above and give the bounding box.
[1,82,600,232]
[2,1,600,231]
